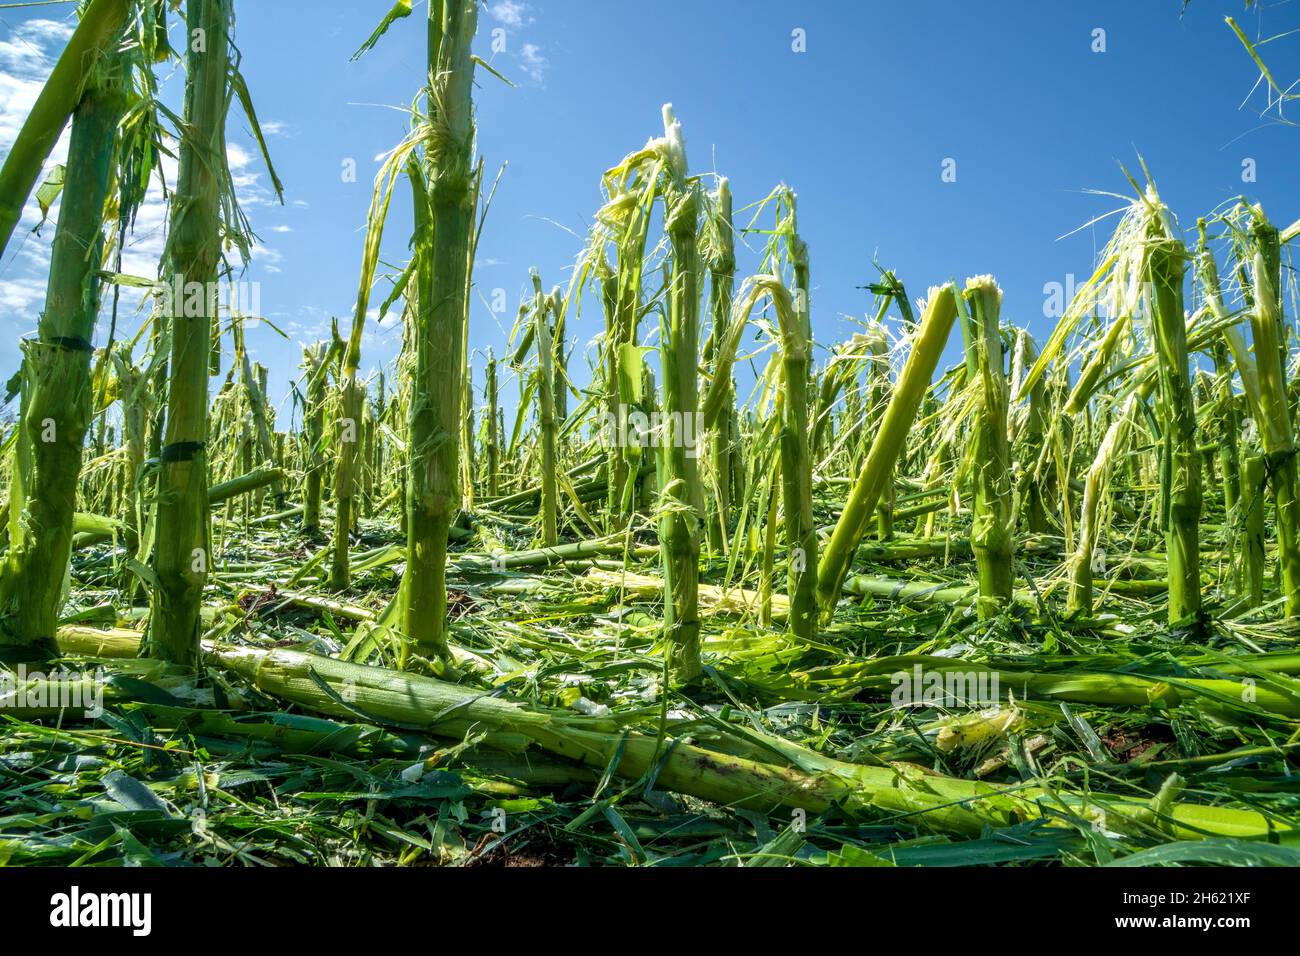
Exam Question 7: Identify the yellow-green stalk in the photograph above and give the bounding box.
[817,285,959,615]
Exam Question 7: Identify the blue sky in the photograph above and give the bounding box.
[0,0,1296,428]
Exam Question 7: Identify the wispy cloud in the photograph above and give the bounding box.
[0,19,76,183]
[489,1,531,29]
[485,2,547,85]
[519,42,548,84]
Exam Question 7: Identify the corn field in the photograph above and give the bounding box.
[3,0,1300,874]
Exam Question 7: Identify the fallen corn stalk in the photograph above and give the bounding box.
[201,643,1296,841]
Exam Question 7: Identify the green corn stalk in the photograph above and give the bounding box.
[235,326,283,510]
[300,341,332,535]
[485,349,500,497]
[785,238,817,637]
[149,0,231,666]
[1245,209,1300,616]
[730,275,817,639]
[703,177,736,550]
[1241,450,1266,607]
[109,348,151,554]
[658,105,703,683]
[531,271,559,547]
[817,285,959,615]
[329,374,362,589]
[867,327,895,541]
[549,288,568,427]
[0,43,126,648]
[1010,329,1049,532]
[397,0,478,661]
[1210,344,1241,517]
[1146,203,1201,624]
[964,276,1014,618]
[1195,221,1243,552]
[1067,387,1148,616]
[206,642,1295,842]
[598,162,656,527]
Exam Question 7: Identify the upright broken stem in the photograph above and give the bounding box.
[150,0,230,666]
[658,104,702,684]
[1,39,125,648]
[964,276,1013,619]
[398,0,478,661]
[1147,209,1200,624]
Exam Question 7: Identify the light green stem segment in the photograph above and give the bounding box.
[485,350,500,497]
[531,272,559,547]
[1195,220,1242,532]
[1241,452,1266,608]
[704,177,736,550]
[816,285,959,616]
[398,0,478,661]
[300,342,332,534]
[149,0,231,667]
[0,42,125,648]
[1066,387,1149,616]
[329,375,361,589]
[782,243,818,640]
[655,106,703,684]
[1148,234,1201,624]
[1247,214,1300,616]
[964,277,1013,619]
[1012,329,1049,533]
[699,270,816,637]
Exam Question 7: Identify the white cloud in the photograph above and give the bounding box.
[489,1,530,28]
[0,13,294,391]
[0,19,76,188]
[227,142,252,169]
[520,43,548,83]
[0,276,47,316]
[0,19,167,351]
[254,243,283,274]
